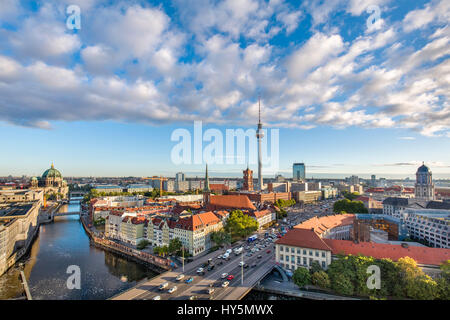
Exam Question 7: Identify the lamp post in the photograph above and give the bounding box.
[241,250,244,285]
[182,244,185,273]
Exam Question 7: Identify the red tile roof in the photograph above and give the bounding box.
[294,214,355,235]
[210,184,229,191]
[323,239,450,266]
[248,209,272,218]
[275,228,331,251]
[208,195,256,210]
[175,211,222,231]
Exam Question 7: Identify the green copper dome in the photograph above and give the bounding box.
[42,163,62,178]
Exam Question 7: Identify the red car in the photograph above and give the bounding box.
[266,250,271,253]
[227,275,234,281]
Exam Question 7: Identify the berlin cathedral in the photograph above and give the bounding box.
[30,163,69,199]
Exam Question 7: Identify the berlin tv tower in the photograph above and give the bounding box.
[256,97,264,191]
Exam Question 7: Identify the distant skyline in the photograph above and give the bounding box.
[0,0,449,178]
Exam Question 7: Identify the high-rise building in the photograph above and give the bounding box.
[293,163,305,181]
[243,167,254,191]
[175,172,185,182]
[415,162,435,201]
[256,98,264,191]
[371,175,376,187]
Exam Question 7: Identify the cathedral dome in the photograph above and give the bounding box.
[42,164,62,178]
[417,163,430,173]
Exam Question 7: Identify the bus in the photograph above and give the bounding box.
[247,235,258,243]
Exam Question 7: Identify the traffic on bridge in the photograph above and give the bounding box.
[111,233,279,300]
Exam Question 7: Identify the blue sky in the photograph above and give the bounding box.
[0,0,449,178]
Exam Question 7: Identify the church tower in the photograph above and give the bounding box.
[203,163,211,204]
[415,162,435,201]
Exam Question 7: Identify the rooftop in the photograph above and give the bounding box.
[275,228,331,251]
[0,202,35,219]
[323,239,450,266]
[294,214,355,235]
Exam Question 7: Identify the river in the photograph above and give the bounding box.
[0,199,158,300]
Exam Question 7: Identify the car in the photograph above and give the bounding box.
[266,250,271,254]
[251,263,257,268]
[221,272,228,279]
[208,258,213,264]
[189,295,197,300]
[226,249,232,254]
[201,262,208,268]
[168,286,177,294]
[222,281,230,288]
[159,282,169,290]
[176,274,185,281]
[217,260,223,265]
[185,277,194,284]
[152,295,161,300]
[239,261,245,267]
[208,288,215,294]
[243,263,249,268]
[207,264,215,271]
[197,267,204,274]
[217,254,223,259]
[257,255,262,259]
[227,275,234,281]
[246,253,252,257]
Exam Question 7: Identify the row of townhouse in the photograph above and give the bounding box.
[106,210,226,256]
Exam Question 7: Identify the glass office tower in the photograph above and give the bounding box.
[293,163,305,181]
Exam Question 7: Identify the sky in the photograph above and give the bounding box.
[0,0,449,179]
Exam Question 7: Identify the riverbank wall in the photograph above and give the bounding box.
[80,215,172,274]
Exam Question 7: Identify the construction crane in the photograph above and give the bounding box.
[142,176,168,197]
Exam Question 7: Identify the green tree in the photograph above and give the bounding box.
[211,230,232,247]
[168,238,182,254]
[309,260,323,275]
[311,271,330,289]
[137,240,149,250]
[333,199,368,214]
[224,210,258,239]
[292,267,311,288]
[342,191,360,201]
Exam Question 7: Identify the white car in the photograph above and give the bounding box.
[168,286,177,294]
[197,268,204,274]
[221,272,228,279]
[217,254,223,259]
[222,281,230,288]
[176,274,184,281]
[152,295,161,300]
[239,261,245,267]
[226,249,232,254]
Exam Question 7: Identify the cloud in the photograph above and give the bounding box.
[0,0,448,139]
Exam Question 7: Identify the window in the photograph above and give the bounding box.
[303,257,307,265]
[321,252,325,258]
[309,251,313,256]
[322,261,326,268]
[280,246,284,252]
[280,254,284,261]
[315,251,319,257]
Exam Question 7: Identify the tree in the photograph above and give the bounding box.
[309,261,323,275]
[292,267,311,288]
[311,271,330,289]
[211,230,231,247]
[168,238,182,254]
[342,191,360,201]
[224,210,258,239]
[137,240,149,250]
[333,199,368,214]
[396,256,438,300]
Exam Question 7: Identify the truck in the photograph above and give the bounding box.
[247,235,258,243]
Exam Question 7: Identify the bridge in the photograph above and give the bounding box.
[69,191,87,199]
[53,211,80,217]
[111,240,286,300]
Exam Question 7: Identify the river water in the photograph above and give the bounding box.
[0,200,157,300]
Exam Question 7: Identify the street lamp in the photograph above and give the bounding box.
[241,250,244,285]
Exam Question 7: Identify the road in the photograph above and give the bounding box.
[111,236,276,300]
